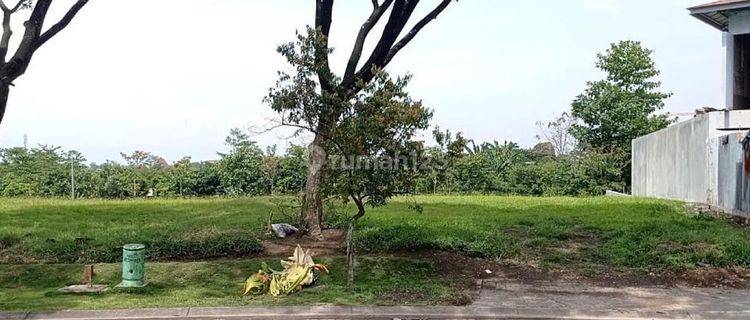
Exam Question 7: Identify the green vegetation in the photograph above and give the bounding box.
[0,197,271,263]
[2,196,749,271]
[360,196,750,271]
[2,195,750,311]
[0,257,460,311]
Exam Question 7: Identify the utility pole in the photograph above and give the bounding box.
[70,163,76,200]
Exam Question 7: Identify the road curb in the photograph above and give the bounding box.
[3,306,747,320]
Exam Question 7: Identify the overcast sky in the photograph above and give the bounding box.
[0,0,726,163]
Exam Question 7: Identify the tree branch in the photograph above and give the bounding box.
[0,0,29,63]
[6,0,53,77]
[37,0,88,47]
[384,0,452,65]
[349,193,366,222]
[346,0,418,89]
[342,0,393,84]
[10,0,24,12]
[0,0,22,13]
[315,0,334,92]
[0,10,12,62]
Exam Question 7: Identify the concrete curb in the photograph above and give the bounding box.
[2,306,748,320]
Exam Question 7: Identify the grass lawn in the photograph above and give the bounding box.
[2,195,750,310]
[0,257,461,311]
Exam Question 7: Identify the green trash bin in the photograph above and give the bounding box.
[116,244,147,288]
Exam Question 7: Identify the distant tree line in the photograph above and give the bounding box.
[0,129,308,198]
[0,41,672,199]
[0,126,622,199]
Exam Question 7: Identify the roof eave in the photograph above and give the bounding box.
[688,0,750,31]
[690,12,730,31]
[689,1,750,14]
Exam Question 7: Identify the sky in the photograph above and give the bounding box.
[0,0,727,163]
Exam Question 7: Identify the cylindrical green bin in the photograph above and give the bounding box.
[116,243,147,288]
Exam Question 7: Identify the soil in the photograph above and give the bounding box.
[260,228,750,300]
[261,229,347,257]
[409,250,750,292]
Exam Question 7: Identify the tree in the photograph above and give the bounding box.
[453,140,527,193]
[119,150,166,197]
[536,112,577,156]
[570,41,673,152]
[218,128,264,196]
[274,144,307,194]
[267,0,456,239]
[172,156,192,197]
[418,127,466,193]
[570,41,674,187]
[323,70,432,290]
[0,0,88,126]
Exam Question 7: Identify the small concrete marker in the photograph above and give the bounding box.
[57,265,108,293]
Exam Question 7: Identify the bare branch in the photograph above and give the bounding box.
[370,0,378,9]
[342,0,393,84]
[0,10,12,62]
[384,0,452,66]
[7,0,54,73]
[37,0,88,47]
[10,0,25,12]
[346,0,418,88]
[315,0,334,92]
[0,0,28,62]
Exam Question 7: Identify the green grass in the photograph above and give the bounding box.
[360,196,750,271]
[0,257,461,311]
[2,195,750,311]
[0,197,273,263]
[2,196,750,270]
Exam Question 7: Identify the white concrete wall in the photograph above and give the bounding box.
[632,115,714,204]
[632,110,750,215]
[729,11,750,34]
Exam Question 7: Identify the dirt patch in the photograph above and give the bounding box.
[664,266,749,288]
[551,231,601,255]
[495,261,749,289]
[410,250,750,291]
[408,251,501,304]
[261,229,346,257]
[379,288,429,304]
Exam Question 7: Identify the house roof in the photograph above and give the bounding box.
[689,0,750,31]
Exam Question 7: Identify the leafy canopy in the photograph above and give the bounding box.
[267,28,433,209]
[570,40,673,153]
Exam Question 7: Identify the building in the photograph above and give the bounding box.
[631,0,750,216]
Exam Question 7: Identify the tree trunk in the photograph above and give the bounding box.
[301,134,326,239]
[0,84,9,126]
[346,196,365,292]
[346,219,356,292]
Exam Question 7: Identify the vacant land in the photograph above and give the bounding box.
[1,196,750,310]
[0,257,462,311]
[2,196,749,270]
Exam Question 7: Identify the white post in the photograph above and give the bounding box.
[724,32,735,110]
